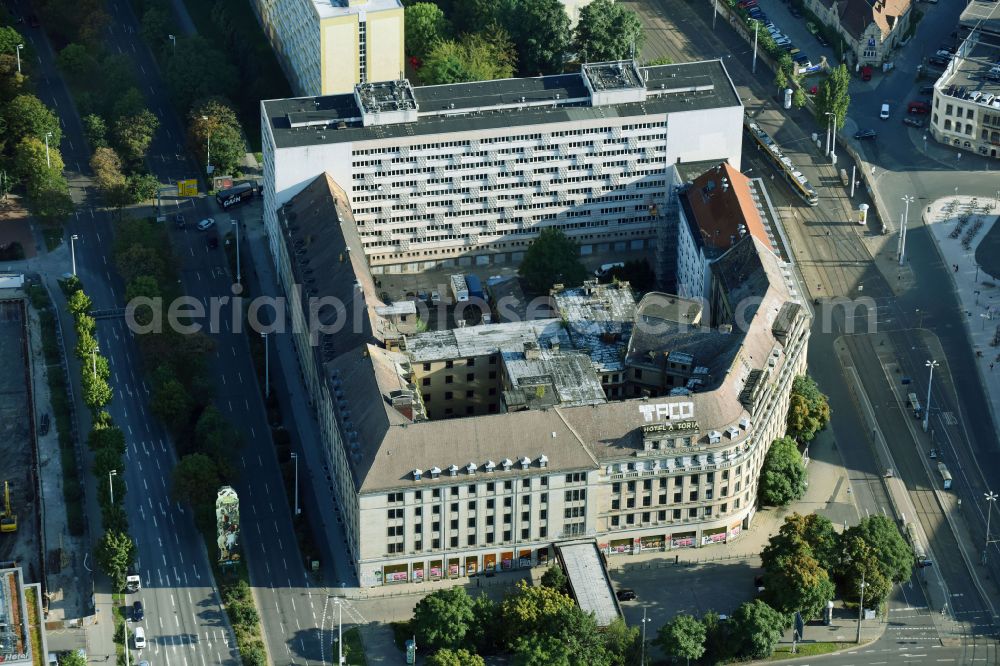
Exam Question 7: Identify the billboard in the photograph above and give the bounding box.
[216,486,241,564]
[177,179,199,197]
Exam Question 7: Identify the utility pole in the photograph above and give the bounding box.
[924,359,938,432]
[856,571,867,644]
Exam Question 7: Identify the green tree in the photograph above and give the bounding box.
[836,536,892,609]
[82,114,109,148]
[113,109,159,165]
[57,43,98,79]
[656,613,705,665]
[540,564,568,592]
[95,529,136,592]
[58,650,88,666]
[421,32,516,85]
[67,289,92,316]
[4,94,62,147]
[518,227,588,294]
[758,437,807,506]
[573,0,644,62]
[763,546,835,619]
[427,649,486,666]
[187,101,245,176]
[505,0,570,75]
[413,587,476,651]
[151,369,193,433]
[164,36,238,115]
[814,63,851,130]
[81,370,113,411]
[127,172,160,203]
[602,617,641,666]
[793,86,808,109]
[730,600,786,659]
[405,2,451,59]
[171,453,221,521]
[762,512,840,574]
[842,515,911,583]
[786,374,831,442]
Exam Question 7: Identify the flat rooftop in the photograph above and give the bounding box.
[311,0,401,21]
[939,37,1000,107]
[263,60,743,150]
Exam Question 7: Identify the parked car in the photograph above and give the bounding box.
[616,589,637,601]
[854,129,877,140]
[880,103,891,119]
[197,217,216,231]
[903,117,924,127]
[132,601,144,622]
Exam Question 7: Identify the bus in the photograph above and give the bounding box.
[937,462,952,489]
[743,116,819,207]
[216,182,256,210]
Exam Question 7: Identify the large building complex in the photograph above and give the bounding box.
[265,160,808,586]
[251,0,404,97]
[261,60,745,274]
[927,0,1000,159]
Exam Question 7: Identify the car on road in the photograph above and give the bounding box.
[39,413,49,436]
[616,589,637,601]
[903,117,924,128]
[132,601,144,621]
[197,218,216,231]
[854,129,877,140]
[133,627,146,650]
[880,103,890,120]
[174,213,186,228]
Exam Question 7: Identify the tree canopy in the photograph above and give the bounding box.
[574,0,644,62]
[787,374,831,442]
[758,437,807,506]
[405,3,451,59]
[518,228,588,294]
[420,31,516,85]
[413,587,476,651]
[814,64,851,130]
[656,613,706,663]
[730,600,786,659]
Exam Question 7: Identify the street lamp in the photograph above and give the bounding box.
[639,607,652,665]
[15,44,23,75]
[924,359,939,433]
[168,33,176,53]
[70,234,79,276]
[899,195,915,266]
[44,131,52,169]
[109,469,117,505]
[262,332,270,399]
[201,115,212,174]
[230,217,241,284]
[291,452,301,515]
[985,491,998,565]
[856,571,867,644]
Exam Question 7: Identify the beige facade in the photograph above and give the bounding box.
[252,0,403,97]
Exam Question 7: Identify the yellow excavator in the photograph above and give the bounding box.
[0,481,16,533]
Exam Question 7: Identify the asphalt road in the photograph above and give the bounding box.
[8,0,337,662]
[629,0,1000,658]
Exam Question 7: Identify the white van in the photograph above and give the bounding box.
[880,103,890,119]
